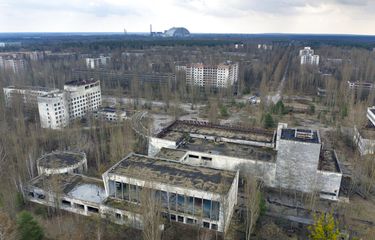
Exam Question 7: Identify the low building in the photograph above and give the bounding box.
[354,107,375,155]
[93,107,127,122]
[36,151,87,175]
[102,153,239,232]
[25,151,238,233]
[149,120,343,201]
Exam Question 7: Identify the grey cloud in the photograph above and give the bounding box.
[2,0,140,17]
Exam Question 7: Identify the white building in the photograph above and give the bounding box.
[177,61,239,88]
[37,91,69,129]
[0,57,26,73]
[35,79,101,129]
[149,120,343,201]
[353,106,375,155]
[64,79,101,121]
[93,107,127,122]
[25,151,238,233]
[300,47,320,65]
[102,153,238,232]
[36,151,87,175]
[3,85,58,108]
[86,56,110,69]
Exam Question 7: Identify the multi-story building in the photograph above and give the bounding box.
[177,61,239,88]
[25,151,238,233]
[300,47,320,65]
[149,120,343,201]
[63,79,101,121]
[3,85,59,108]
[86,56,110,69]
[0,57,26,73]
[37,91,69,129]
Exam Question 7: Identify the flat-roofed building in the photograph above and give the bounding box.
[37,91,69,129]
[300,47,319,65]
[86,56,110,69]
[149,120,343,201]
[178,61,239,88]
[93,107,127,122]
[103,153,239,232]
[64,79,101,121]
[36,151,87,175]
[3,85,58,108]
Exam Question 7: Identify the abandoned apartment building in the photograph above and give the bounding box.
[25,151,239,233]
[149,120,343,201]
[354,106,375,155]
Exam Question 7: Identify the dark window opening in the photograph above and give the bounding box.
[87,206,99,213]
[187,218,195,224]
[37,194,45,200]
[188,154,199,159]
[170,214,176,221]
[28,192,35,198]
[203,222,210,229]
[178,216,184,223]
[61,200,71,206]
[202,156,212,161]
[211,224,218,230]
[74,203,85,210]
[115,213,121,219]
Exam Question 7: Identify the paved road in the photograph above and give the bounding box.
[267,53,291,104]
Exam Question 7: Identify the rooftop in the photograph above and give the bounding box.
[64,79,99,87]
[108,153,236,194]
[155,148,187,161]
[4,85,57,92]
[157,120,274,143]
[30,174,105,203]
[37,151,86,169]
[280,128,320,144]
[318,149,341,173]
[179,138,277,162]
[104,198,141,214]
[358,125,375,139]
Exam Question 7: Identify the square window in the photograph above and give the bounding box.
[170,214,176,221]
[203,222,210,229]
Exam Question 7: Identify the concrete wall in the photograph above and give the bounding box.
[37,157,87,176]
[182,150,276,187]
[148,137,177,157]
[354,126,375,155]
[275,139,321,193]
[316,170,342,201]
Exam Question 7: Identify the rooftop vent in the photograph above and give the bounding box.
[295,129,314,140]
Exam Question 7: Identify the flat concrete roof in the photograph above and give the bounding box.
[108,153,236,194]
[155,148,187,161]
[30,174,105,203]
[179,138,277,162]
[37,151,85,169]
[157,120,274,143]
[104,198,141,214]
[280,128,320,144]
[64,79,99,87]
[4,85,57,92]
[318,149,340,173]
[358,126,375,139]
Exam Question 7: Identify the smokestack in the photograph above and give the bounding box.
[150,24,152,36]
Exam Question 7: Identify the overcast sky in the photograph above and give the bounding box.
[0,0,374,34]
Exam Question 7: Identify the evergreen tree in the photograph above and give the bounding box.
[263,113,275,128]
[17,211,44,240]
[309,212,340,240]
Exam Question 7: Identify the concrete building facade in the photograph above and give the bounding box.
[353,107,375,155]
[86,56,110,69]
[3,85,58,108]
[93,107,127,122]
[37,91,70,129]
[36,151,87,175]
[177,61,239,88]
[149,120,343,201]
[300,47,320,65]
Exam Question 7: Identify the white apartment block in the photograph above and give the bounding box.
[353,106,375,155]
[179,61,239,88]
[3,85,59,108]
[0,57,26,73]
[37,91,69,129]
[36,79,101,129]
[86,56,110,69]
[300,47,320,65]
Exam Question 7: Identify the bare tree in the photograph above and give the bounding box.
[244,176,263,240]
[140,186,162,240]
